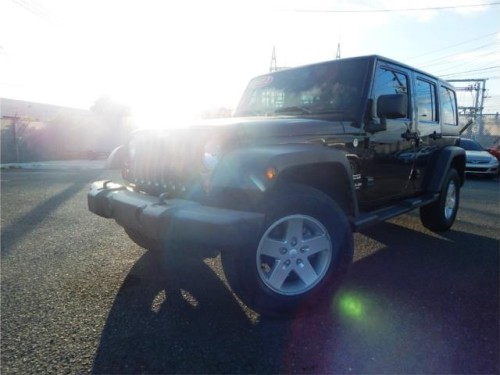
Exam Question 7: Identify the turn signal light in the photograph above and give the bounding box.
[265,167,277,180]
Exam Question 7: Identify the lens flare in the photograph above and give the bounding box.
[338,294,364,319]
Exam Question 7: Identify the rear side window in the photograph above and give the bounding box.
[440,86,458,126]
[416,79,438,123]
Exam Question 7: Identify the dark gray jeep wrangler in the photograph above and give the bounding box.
[88,55,465,317]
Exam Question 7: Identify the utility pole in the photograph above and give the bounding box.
[269,46,286,72]
[447,78,488,137]
[12,113,20,163]
[270,46,277,72]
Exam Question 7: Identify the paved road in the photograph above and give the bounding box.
[1,169,499,374]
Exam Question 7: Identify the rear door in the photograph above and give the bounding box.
[412,75,441,191]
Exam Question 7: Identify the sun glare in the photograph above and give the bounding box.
[106,48,245,130]
[127,93,197,130]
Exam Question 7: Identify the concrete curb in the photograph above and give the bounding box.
[0,160,106,170]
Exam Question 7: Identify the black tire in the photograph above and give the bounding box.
[221,184,353,318]
[420,168,460,232]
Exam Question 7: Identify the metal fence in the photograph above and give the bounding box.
[460,113,500,147]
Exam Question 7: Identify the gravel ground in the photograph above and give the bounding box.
[1,169,499,374]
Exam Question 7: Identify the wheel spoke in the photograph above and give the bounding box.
[285,217,304,243]
[295,258,318,286]
[268,261,291,290]
[256,214,334,296]
[302,234,330,256]
[444,181,457,219]
[259,237,286,258]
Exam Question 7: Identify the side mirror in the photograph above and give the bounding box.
[377,94,408,119]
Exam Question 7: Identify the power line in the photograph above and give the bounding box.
[432,51,500,76]
[11,0,54,22]
[418,41,500,69]
[441,65,500,77]
[294,2,500,13]
[404,32,498,61]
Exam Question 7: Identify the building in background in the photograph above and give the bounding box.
[1,98,127,163]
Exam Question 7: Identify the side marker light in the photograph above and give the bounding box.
[265,167,277,180]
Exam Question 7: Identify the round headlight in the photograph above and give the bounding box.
[128,138,138,161]
[203,140,221,171]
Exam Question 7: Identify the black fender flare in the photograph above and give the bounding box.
[209,143,358,215]
[421,146,465,192]
[105,145,125,169]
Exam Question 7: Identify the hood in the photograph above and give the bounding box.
[465,150,496,161]
[189,116,348,140]
[124,116,351,197]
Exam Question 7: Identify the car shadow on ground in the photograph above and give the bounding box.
[91,248,297,374]
[0,170,102,258]
[92,221,499,374]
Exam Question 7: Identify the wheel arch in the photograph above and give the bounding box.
[209,144,359,217]
[105,145,125,169]
[421,146,465,192]
[274,162,358,217]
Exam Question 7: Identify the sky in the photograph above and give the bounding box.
[1,0,499,125]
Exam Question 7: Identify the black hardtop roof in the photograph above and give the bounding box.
[260,54,452,88]
[367,55,450,84]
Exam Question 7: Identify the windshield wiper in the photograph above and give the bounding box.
[274,106,312,115]
[312,109,346,114]
[234,109,264,116]
[275,107,348,116]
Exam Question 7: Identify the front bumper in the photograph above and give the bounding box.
[465,162,499,175]
[88,180,265,249]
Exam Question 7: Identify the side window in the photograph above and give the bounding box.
[416,79,438,123]
[441,86,458,126]
[373,66,410,118]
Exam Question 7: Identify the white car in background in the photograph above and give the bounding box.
[459,138,499,178]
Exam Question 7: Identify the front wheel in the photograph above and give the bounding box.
[221,185,353,317]
[420,168,460,232]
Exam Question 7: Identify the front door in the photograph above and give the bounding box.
[359,62,417,209]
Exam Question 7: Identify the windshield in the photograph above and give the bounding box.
[460,139,484,151]
[234,58,369,119]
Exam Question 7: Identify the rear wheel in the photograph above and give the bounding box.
[221,185,353,317]
[420,168,460,232]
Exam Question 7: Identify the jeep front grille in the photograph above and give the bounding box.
[124,130,205,197]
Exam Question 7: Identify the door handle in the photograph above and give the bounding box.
[401,131,419,141]
[430,131,442,140]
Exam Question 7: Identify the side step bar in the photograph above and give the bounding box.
[351,193,439,232]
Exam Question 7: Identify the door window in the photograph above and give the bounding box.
[441,86,458,126]
[372,67,410,118]
[416,79,438,123]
